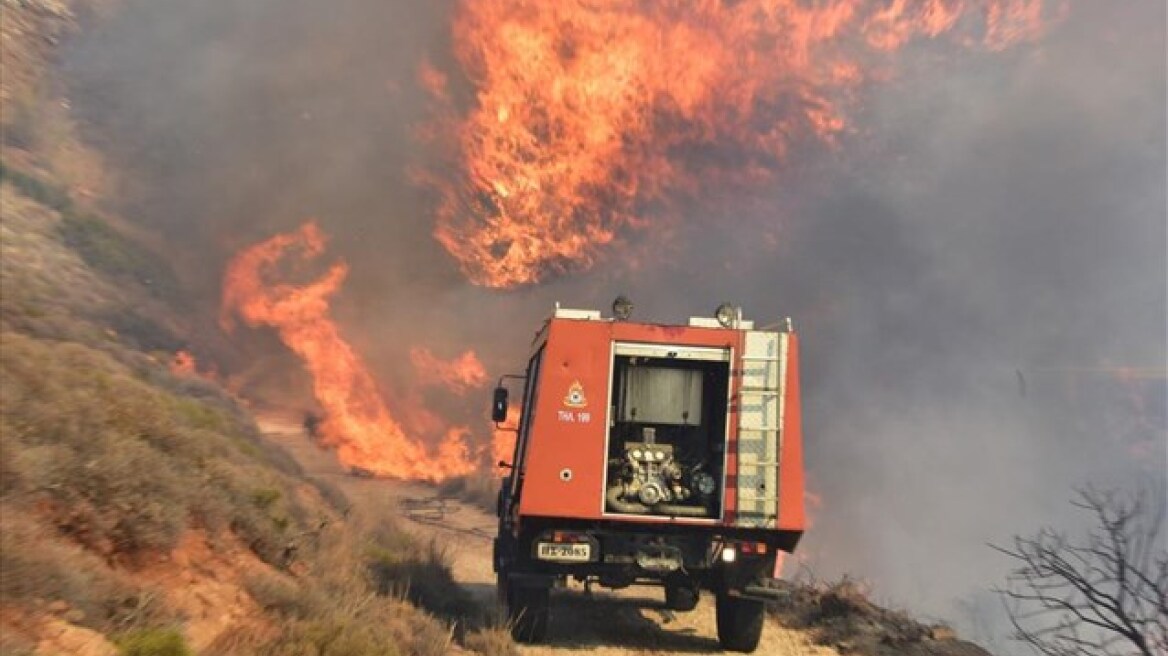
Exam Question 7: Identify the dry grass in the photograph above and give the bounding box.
[0,504,170,634]
[368,536,483,626]
[0,328,491,654]
[0,0,111,196]
[438,470,503,515]
[463,625,521,656]
[766,577,974,656]
[0,331,311,562]
[116,628,192,656]
[227,510,462,656]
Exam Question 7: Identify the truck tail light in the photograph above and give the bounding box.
[740,542,767,555]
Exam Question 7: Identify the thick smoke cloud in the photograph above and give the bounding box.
[63,0,1164,648]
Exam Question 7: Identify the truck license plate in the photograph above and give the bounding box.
[536,542,591,562]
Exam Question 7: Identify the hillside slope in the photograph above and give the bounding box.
[0,3,509,654]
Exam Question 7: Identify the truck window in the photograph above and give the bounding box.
[620,366,704,425]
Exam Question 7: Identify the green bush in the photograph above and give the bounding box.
[117,628,191,656]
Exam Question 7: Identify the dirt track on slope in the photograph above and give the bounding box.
[256,411,837,656]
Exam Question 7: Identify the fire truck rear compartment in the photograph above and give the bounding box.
[604,348,730,519]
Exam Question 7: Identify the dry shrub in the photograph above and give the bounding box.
[0,180,120,343]
[221,513,457,656]
[367,536,481,624]
[766,577,973,656]
[244,572,327,621]
[0,331,311,564]
[0,504,170,633]
[463,625,521,656]
[0,634,36,656]
[257,609,449,656]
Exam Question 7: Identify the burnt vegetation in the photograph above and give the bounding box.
[765,577,992,656]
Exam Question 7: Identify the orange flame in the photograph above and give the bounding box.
[169,350,222,385]
[170,350,198,377]
[220,221,476,482]
[409,347,489,394]
[421,0,1061,287]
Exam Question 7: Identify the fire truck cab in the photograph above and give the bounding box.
[492,302,806,652]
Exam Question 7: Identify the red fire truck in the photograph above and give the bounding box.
[492,301,806,652]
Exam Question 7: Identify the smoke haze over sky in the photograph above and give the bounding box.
[64,1,1165,646]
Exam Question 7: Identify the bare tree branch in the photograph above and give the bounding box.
[993,486,1167,656]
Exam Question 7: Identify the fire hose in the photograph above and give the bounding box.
[605,485,710,517]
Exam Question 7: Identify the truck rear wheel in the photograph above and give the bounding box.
[715,591,764,653]
[501,575,549,643]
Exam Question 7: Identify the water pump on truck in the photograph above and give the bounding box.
[491,300,807,652]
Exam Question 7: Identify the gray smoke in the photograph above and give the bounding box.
[63,0,1165,649]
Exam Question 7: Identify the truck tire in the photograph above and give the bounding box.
[716,591,764,653]
[665,584,699,611]
[502,576,550,643]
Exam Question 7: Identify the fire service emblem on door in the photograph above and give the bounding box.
[564,380,588,408]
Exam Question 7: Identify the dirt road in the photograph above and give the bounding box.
[258,413,837,656]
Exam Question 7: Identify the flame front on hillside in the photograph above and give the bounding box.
[220,221,477,482]
[421,0,1060,288]
[410,347,489,394]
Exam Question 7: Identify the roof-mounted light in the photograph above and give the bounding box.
[612,295,634,321]
[714,303,737,328]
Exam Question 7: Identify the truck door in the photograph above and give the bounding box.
[506,347,544,519]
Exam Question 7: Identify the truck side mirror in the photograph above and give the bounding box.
[491,386,509,423]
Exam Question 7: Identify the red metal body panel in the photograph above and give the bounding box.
[777,333,805,531]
